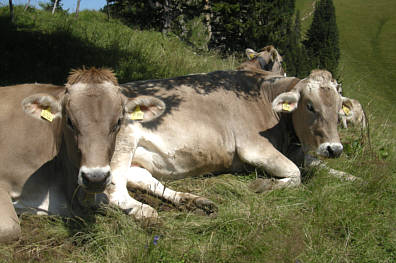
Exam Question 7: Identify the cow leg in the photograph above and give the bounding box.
[125,167,217,215]
[0,188,21,243]
[237,143,301,192]
[106,169,159,223]
[304,155,359,181]
[341,117,348,128]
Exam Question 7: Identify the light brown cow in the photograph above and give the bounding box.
[0,68,164,242]
[338,96,367,129]
[106,69,344,221]
[237,45,285,76]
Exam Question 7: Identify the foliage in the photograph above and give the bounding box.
[282,10,311,78]
[209,0,295,54]
[303,0,340,76]
[104,0,211,50]
[39,0,64,12]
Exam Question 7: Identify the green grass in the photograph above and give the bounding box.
[0,4,395,263]
[0,6,236,85]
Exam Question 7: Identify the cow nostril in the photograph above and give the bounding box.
[81,172,90,186]
[104,171,111,180]
[327,145,335,158]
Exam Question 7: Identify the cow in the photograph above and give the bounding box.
[237,45,286,76]
[338,96,367,129]
[105,69,346,222]
[0,68,165,243]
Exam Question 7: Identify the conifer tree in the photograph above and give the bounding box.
[303,0,339,76]
[283,10,310,78]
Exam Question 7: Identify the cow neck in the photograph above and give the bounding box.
[261,77,300,103]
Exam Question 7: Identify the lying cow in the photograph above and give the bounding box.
[105,69,345,221]
[237,45,285,76]
[0,68,164,242]
[339,96,367,129]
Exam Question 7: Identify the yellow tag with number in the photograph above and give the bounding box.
[130,105,144,120]
[282,103,291,112]
[342,105,350,116]
[40,108,54,122]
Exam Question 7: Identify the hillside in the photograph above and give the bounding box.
[297,0,396,122]
[1,4,395,263]
[0,6,235,86]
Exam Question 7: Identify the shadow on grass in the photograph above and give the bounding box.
[0,15,155,85]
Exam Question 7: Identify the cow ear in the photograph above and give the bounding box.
[125,96,165,123]
[272,91,300,113]
[22,94,62,122]
[339,97,353,117]
[245,48,258,60]
[270,49,278,62]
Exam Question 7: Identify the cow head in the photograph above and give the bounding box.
[338,96,354,123]
[22,68,165,193]
[245,46,285,76]
[272,70,343,158]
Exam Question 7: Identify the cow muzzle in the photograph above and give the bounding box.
[78,165,112,193]
[317,143,343,158]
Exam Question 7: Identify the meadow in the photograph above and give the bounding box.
[0,1,395,262]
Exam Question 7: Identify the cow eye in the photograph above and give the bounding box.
[67,117,76,131]
[111,118,122,133]
[306,103,315,113]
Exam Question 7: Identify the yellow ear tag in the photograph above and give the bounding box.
[40,107,54,122]
[342,105,350,115]
[130,105,144,120]
[282,103,292,112]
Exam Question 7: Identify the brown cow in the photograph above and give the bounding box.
[338,96,367,129]
[105,69,345,221]
[0,68,165,242]
[237,45,285,76]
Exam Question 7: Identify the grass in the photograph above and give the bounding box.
[1,3,395,263]
[0,6,236,86]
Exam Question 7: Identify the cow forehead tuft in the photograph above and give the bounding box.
[67,67,118,86]
[308,70,333,83]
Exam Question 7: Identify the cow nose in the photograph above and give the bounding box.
[317,143,343,158]
[78,166,111,193]
[327,143,343,158]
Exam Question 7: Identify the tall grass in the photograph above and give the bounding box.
[0,6,236,86]
[0,4,395,263]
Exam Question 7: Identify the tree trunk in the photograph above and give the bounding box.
[203,0,212,41]
[52,0,58,15]
[24,0,31,11]
[9,0,14,22]
[75,0,81,18]
[106,0,110,20]
[162,0,170,34]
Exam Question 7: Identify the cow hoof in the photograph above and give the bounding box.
[178,194,218,216]
[193,197,218,217]
[131,204,159,225]
[249,178,276,193]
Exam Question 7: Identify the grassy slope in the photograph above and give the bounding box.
[0,3,395,263]
[0,7,236,86]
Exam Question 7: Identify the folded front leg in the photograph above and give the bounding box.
[125,167,217,216]
[304,155,359,181]
[237,140,301,193]
[106,168,158,223]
